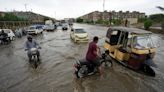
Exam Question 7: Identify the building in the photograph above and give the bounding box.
[79,10,146,24]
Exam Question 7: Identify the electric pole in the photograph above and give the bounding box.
[103,0,105,11]
[24,4,28,12]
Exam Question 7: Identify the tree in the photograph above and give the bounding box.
[157,6,164,11]
[138,18,147,23]
[103,20,109,25]
[156,6,164,30]
[0,13,27,21]
[76,18,83,23]
[113,19,122,25]
[44,17,50,21]
[96,19,104,24]
[149,14,164,23]
[144,20,153,30]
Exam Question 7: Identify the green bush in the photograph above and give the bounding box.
[0,13,27,21]
[144,20,153,30]
[84,20,94,24]
[44,17,50,21]
[76,18,83,23]
[112,19,122,25]
[138,18,147,23]
[103,20,109,25]
[95,19,103,24]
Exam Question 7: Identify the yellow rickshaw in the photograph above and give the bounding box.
[104,27,157,76]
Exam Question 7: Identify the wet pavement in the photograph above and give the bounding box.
[0,23,164,92]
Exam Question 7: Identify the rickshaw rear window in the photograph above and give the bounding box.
[111,31,118,35]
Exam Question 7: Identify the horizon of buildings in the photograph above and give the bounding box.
[78,10,146,24]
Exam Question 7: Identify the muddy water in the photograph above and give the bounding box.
[0,23,164,92]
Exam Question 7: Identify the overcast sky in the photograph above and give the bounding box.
[0,0,164,19]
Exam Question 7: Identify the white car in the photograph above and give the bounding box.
[27,25,43,35]
[70,28,89,43]
[0,29,15,40]
[62,23,69,30]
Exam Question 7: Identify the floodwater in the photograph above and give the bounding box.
[0,23,164,92]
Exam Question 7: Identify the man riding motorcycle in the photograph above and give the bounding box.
[24,35,41,61]
[0,30,9,44]
[86,36,103,76]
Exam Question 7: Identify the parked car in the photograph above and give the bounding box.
[0,29,15,40]
[70,28,89,43]
[27,25,43,35]
[62,23,69,30]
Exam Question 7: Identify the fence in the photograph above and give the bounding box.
[0,21,44,30]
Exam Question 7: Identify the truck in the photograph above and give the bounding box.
[44,20,56,31]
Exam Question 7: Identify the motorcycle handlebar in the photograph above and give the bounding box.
[25,47,41,51]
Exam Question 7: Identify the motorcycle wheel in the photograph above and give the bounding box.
[34,56,38,69]
[76,65,88,78]
[100,59,113,67]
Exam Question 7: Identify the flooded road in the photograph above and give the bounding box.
[0,23,164,92]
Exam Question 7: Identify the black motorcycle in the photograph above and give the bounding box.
[0,36,11,45]
[74,50,112,78]
[26,47,41,69]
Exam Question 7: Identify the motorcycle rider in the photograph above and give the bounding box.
[0,30,8,44]
[86,36,103,76]
[24,35,40,61]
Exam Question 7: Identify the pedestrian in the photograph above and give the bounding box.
[125,19,128,27]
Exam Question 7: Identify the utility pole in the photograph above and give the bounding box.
[102,0,105,25]
[103,0,105,11]
[54,11,56,18]
[24,4,28,12]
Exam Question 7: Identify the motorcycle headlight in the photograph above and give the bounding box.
[30,48,37,54]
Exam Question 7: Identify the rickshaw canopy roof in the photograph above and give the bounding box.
[110,27,152,34]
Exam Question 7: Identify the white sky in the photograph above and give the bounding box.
[0,0,164,19]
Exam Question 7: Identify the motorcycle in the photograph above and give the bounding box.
[74,50,113,78]
[29,47,41,68]
[0,36,11,45]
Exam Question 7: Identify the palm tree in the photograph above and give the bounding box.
[156,6,164,11]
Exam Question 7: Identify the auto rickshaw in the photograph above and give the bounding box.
[104,27,157,76]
